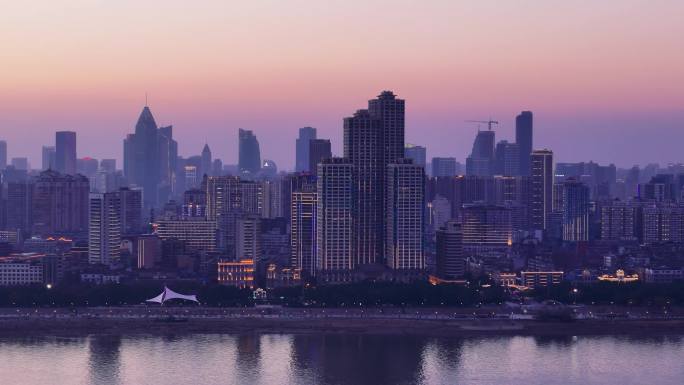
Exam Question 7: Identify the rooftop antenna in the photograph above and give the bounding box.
[145,92,148,107]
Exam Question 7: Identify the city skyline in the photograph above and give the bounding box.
[0,1,683,169]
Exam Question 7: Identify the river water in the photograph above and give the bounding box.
[0,333,682,385]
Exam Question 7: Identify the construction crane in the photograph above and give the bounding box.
[465,119,499,131]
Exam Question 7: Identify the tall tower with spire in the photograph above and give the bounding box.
[201,143,212,177]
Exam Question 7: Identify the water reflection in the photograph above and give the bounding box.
[0,333,682,385]
[88,335,122,385]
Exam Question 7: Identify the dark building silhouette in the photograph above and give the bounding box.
[368,90,405,166]
[515,111,533,176]
[115,187,143,234]
[432,157,459,177]
[530,149,554,232]
[41,146,56,170]
[494,140,520,176]
[295,127,317,172]
[5,180,33,236]
[55,131,77,175]
[466,130,495,176]
[123,106,176,208]
[201,143,212,178]
[344,109,383,265]
[308,139,332,176]
[31,170,89,237]
[436,220,465,279]
[238,129,261,176]
[0,140,6,170]
[404,144,426,168]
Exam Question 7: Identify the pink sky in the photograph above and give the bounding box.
[0,1,682,169]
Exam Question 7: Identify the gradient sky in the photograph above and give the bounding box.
[1,0,683,170]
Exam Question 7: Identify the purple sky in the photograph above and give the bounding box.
[0,1,682,170]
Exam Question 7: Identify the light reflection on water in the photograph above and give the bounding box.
[0,334,682,385]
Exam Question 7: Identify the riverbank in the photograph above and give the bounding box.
[2,311,684,337]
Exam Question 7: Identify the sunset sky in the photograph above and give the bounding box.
[0,0,682,170]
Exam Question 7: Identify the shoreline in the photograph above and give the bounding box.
[2,315,684,337]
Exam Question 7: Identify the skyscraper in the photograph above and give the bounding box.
[530,149,554,232]
[41,146,56,170]
[466,130,495,176]
[386,159,425,270]
[55,131,76,175]
[201,143,212,177]
[308,139,332,176]
[461,204,512,250]
[404,144,427,168]
[516,111,533,176]
[238,129,261,176]
[291,187,317,276]
[344,109,383,265]
[236,215,261,262]
[0,140,6,170]
[123,106,166,208]
[295,127,317,172]
[88,192,121,265]
[561,178,590,242]
[316,158,354,281]
[368,90,405,166]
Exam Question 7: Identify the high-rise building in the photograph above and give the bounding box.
[88,192,121,265]
[55,131,77,175]
[116,187,143,234]
[530,149,554,232]
[308,139,332,176]
[201,144,212,178]
[386,159,424,270]
[515,111,533,176]
[494,140,520,176]
[344,109,383,265]
[435,220,465,279]
[561,179,590,242]
[316,158,354,280]
[601,200,640,241]
[466,130,495,176]
[432,157,459,177]
[123,106,175,208]
[238,129,261,175]
[0,140,6,169]
[31,170,89,237]
[291,188,317,276]
[295,127,317,172]
[77,157,98,178]
[368,90,405,166]
[404,144,426,168]
[100,159,116,173]
[41,146,56,170]
[642,204,684,244]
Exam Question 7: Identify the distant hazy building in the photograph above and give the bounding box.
[137,234,161,269]
[561,179,590,242]
[10,157,28,171]
[116,187,143,234]
[432,157,458,177]
[466,130,495,177]
[201,143,212,178]
[88,192,121,265]
[55,131,76,175]
[295,127,317,172]
[0,140,6,169]
[41,146,56,170]
[404,144,427,168]
[316,158,354,280]
[309,139,332,176]
[530,149,554,232]
[386,159,425,270]
[100,159,116,173]
[515,111,533,176]
[6,181,34,236]
[435,220,465,279]
[77,157,98,177]
[238,129,261,175]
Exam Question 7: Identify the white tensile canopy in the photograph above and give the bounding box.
[146,286,199,304]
